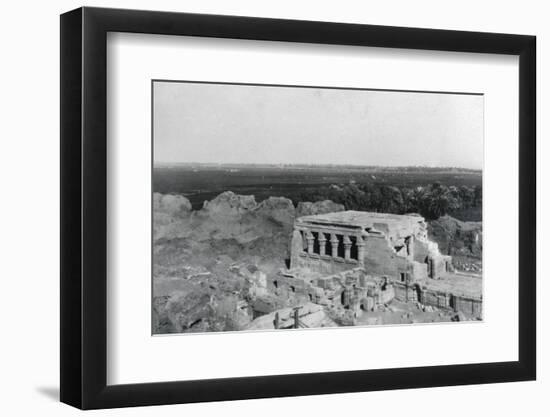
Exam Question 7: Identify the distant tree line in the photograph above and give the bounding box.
[296,182,482,220]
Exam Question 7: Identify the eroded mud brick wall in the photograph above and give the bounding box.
[363,235,402,277]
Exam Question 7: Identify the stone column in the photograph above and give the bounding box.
[305,231,315,254]
[357,236,365,265]
[318,232,327,256]
[428,257,435,279]
[330,234,339,258]
[343,235,352,260]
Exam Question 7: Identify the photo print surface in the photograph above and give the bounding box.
[152,80,483,335]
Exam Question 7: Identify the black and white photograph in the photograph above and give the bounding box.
[152,81,484,334]
[0,0,543,414]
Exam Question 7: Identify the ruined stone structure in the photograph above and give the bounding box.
[243,210,482,330]
[265,267,397,326]
[290,210,452,283]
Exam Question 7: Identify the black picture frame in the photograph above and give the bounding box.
[60,6,536,410]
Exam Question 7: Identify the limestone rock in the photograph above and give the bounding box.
[256,196,296,226]
[201,191,257,215]
[154,191,291,244]
[153,192,346,245]
[153,193,194,240]
[296,200,345,218]
[153,192,192,215]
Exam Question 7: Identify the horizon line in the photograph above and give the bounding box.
[153,161,482,171]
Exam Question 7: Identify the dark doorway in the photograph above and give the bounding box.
[337,235,345,258]
[312,232,320,254]
[324,233,332,256]
[350,236,358,260]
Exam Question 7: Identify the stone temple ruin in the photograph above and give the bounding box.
[261,211,482,327]
[290,211,451,282]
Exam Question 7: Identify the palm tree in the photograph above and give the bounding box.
[425,183,459,219]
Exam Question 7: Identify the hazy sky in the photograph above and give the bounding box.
[153,81,483,169]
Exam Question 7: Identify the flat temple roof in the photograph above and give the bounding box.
[296,210,424,229]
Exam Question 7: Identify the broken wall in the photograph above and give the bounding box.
[292,254,359,275]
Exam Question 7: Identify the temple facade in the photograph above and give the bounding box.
[290,210,451,283]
